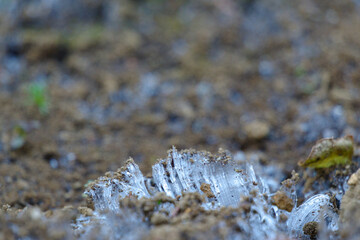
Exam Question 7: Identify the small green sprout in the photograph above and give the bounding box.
[27,82,49,115]
[157,200,162,205]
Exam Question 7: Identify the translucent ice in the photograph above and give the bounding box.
[85,148,270,211]
[151,148,270,209]
[85,159,151,212]
[75,210,147,240]
[287,194,339,238]
[81,148,341,239]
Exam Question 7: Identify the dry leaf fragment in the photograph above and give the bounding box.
[298,135,354,168]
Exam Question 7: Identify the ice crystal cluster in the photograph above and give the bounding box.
[77,148,340,239]
[86,148,270,210]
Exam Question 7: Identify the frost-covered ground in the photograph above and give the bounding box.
[1,0,360,239]
[78,148,342,239]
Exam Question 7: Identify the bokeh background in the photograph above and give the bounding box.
[0,0,360,211]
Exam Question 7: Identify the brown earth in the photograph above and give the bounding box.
[1,0,360,239]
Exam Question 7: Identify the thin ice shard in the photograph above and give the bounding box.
[287,194,339,237]
[86,158,151,211]
[151,148,269,209]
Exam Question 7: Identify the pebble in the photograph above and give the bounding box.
[348,172,359,186]
[244,121,270,140]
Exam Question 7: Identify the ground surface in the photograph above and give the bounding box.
[0,0,360,239]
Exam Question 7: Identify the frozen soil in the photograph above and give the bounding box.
[1,0,360,239]
[81,192,284,240]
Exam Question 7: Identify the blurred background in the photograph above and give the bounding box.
[0,0,360,211]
